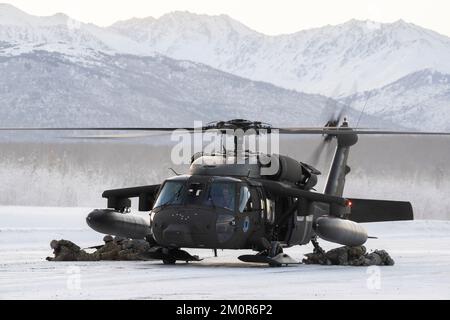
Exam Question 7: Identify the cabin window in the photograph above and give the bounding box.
[266,199,275,224]
[260,198,266,219]
[257,188,266,219]
[249,187,261,211]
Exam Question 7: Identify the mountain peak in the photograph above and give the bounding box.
[0,2,23,12]
[0,3,33,22]
[110,16,157,28]
[161,10,200,18]
[338,18,414,29]
[110,10,257,40]
[338,18,407,31]
[46,12,71,25]
[0,4,72,26]
[393,18,407,25]
[51,12,69,19]
[160,10,230,20]
[156,10,256,35]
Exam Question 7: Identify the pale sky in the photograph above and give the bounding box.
[4,0,450,36]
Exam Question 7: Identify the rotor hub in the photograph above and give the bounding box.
[203,119,272,134]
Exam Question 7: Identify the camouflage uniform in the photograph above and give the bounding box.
[366,252,382,265]
[372,250,395,266]
[325,246,350,265]
[304,246,366,266]
[303,252,330,265]
[46,239,98,261]
[46,235,155,262]
[77,250,99,261]
[346,246,367,266]
[46,240,80,261]
[303,245,395,266]
[117,239,152,260]
[94,235,121,260]
[348,249,394,266]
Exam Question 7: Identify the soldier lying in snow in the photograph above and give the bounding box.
[46,239,97,261]
[303,245,394,266]
[46,235,152,261]
[47,237,394,266]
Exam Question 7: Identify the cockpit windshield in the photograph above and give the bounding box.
[153,180,237,211]
[185,182,207,205]
[153,181,185,208]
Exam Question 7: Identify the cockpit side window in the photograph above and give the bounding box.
[205,182,236,211]
[239,186,252,213]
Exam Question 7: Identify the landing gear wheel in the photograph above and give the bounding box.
[162,257,176,265]
[162,248,176,265]
[269,241,283,258]
[268,261,282,268]
[145,235,158,247]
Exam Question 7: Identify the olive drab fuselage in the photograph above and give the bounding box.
[150,174,314,251]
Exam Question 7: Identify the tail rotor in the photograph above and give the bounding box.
[309,102,347,166]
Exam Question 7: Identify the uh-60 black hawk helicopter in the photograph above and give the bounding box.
[8,118,447,266]
[76,116,449,267]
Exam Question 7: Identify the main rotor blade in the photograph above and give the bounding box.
[277,128,450,136]
[0,127,196,131]
[0,126,370,132]
[1,126,450,136]
[62,132,172,139]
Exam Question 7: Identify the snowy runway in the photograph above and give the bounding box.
[1,207,449,299]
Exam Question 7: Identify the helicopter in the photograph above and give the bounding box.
[79,117,425,267]
[5,118,448,266]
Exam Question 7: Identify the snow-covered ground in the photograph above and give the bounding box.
[1,206,449,300]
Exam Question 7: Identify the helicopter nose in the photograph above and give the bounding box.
[152,208,216,247]
[162,224,194,246]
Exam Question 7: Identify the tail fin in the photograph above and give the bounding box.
[324,121,358,197]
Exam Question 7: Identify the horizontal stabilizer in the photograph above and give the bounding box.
[348,198,413,223]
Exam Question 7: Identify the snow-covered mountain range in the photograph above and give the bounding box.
[1,50,390,128]
[342,70,450,131]
[0,3,150,57]
[0,3,449,130]
[110,12,450,97]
